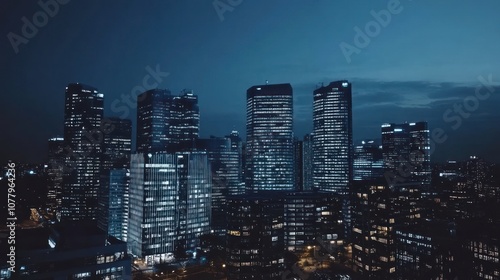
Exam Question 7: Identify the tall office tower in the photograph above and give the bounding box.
[284,191,344,253]
[313,80,353,194]
[136,89,175,153]
[351,180,397,279]
[98,118,132,239]
[47,137,65,215]
[226,130,245,195]
[61,83,104,221]
[128,152,211,264]
[293,137,303,191]
[246,83,294,192]
[196,136,240,237]
[313,80,353,239]
[226,194,285,279]
[381,122,431,190]
[302,133,314,191]
[353,140,384,181]
[466,156,490,199]
[175,152,211,253]
[107,169,129,241]
[172,90,200,151]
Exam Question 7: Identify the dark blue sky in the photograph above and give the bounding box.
[1,0,500,163]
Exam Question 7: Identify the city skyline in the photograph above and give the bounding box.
[2,1,500,164]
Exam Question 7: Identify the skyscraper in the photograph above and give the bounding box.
[196,136,241,237]
[225,130,245,196]
[136,89,199,153]
[293,137,303,191]
[353,139,384,181]
[128,152,211,264]
[302,133,314,191]
[381,122,431,190]
[61,83,104,221]
[97,118,132,239]
[246,83,294,192]
[313,80,353,237]
[313,80,353,195]
[172,90,200,151]
[47,137,64,215]
[136,89,175,153]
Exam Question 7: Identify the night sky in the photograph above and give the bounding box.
[1,0,499,164]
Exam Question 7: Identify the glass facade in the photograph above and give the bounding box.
[246,83,294,192]
[381,122,431,190]
[98,118,132,237]
[47,137,64,215]
[128,152,211,264]
[302,133,314,191]
[62,83,104,221]
[353,140,384,181]
[312,80,353,195]
[136,89,199,153]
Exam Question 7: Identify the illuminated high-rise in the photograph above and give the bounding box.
[312,80,353,195]
[61,83,104,221]
[246,83,294,192]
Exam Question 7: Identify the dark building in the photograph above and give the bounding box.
[136,89,175,153]
[196,135,241,237]
[246,83,294,192]
[302,133,314,191]
[293,137,303,191]
[172,90,200,151]
[136,89,199,153]
[395,220,461,279]
[351,180,396,279]
[47,137,65,216]
[353,140,383,181]
[226,194,285,279]
[128,152,211,264]
[225,130,245,196]
[284,191,344,254]
[97,118,132,238]
[381,122,431,192]
[61,83,104,222]
[0,223,131,279]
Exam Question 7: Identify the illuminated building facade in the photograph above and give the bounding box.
[246,83,294,192]
[128,152,211,264]
[47,137,64,215]
[302,133,314,191]
[61,83,104,221]
[312,80,353,195]
[353,140,383,181]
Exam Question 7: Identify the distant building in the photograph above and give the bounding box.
[225,130,245,196]
[47,137,64,215]
[353,140,383,181]
[0,223,131,279]
[302,133,314,191]
[61,83,104,222]
[246,83,294,192]
[381,122,431,191]
[128,152,211,264]
[136,89,199,153]
[98,118,132,240]
[196,136,241,237]
[226,193,285,279]
[293,137,303,191]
